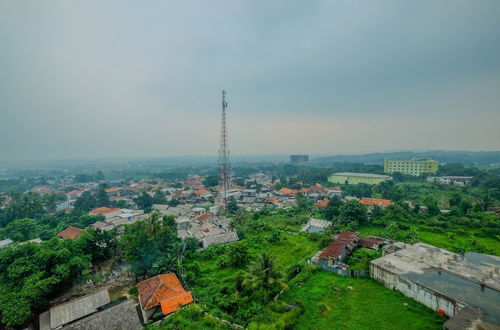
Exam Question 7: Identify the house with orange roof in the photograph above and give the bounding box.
[197,212,213,221]
[104,187,120,197]
[194,189,209,195]
[279,188,297,196]
[89,207,121,215]
[57,226,85,239]
[359,197,391,208]
[315,199,329,209]
[137,273,193,321]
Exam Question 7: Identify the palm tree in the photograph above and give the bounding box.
[242,253,287,302]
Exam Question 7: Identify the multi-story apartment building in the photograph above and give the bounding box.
[384,158,438,176]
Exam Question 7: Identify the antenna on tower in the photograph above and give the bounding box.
[218,90,230,214]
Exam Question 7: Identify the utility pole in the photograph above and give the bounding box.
[218,90,230,214]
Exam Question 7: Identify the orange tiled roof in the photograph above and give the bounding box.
[197,213,213,221]
[138,274,193,314]
[89,207,121,215]
[268,197,280,204]
[105,187,120,193]
[299,188,310,193]
[315,183,323,188]
[279,188,297,195]
[360,198,391,207]
[194,189,209,195]
[315,199,329,208]
[67,189,81,195]
[57,226,85,239]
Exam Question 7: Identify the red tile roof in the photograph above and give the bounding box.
[67,190,81,195]
[138,274,193,314]
[197,213,213,221]
[319,232,359,260]
[299,188,310,193]
[194,189,209,195]
[315,199,329,208]
[105,187,120,193]
[57,226,85,239]
[89,207,121,215]
[279,188,297,195]
[359,198,391,207]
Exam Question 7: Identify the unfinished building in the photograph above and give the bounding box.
[371,242,500,328]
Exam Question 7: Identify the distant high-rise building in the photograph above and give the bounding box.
[290,155,309,165]
[384,158,439,176]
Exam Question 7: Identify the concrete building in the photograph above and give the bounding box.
[371,243,500,327]
[328,172,391,185]
[427,176,473,186]
[384,158,439,176]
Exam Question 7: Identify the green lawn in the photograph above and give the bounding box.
[284,271,446,330]
[175,223,449,329]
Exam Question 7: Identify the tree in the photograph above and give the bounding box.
[219,242,249,267]
[134,191,154,210]
[96,170,105,181]
[119,213,179,279]
[95,185,110,207]
[338,200,368,226]
[226,197,239,214]
[2,191,44,225]
[322,197,342,220]
[73,191,97,212]
[202,174,219,187]
[0,218,38,242]
[153,190,167,204]
[242,253,287,302]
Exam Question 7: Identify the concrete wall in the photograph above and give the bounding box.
[370,263,465,317]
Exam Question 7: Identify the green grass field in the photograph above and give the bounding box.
[284,271,446,330]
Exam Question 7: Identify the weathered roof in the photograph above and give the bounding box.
[0,238,13,249]
[57,226,85,240]
[202,232,239,248]
[319,232,359,260]
[358,237,384,249]
[40,290,111,330]
[360,197,391,207]
[61,300,142,330]
[89,207,121,215]
[137,274,193,313]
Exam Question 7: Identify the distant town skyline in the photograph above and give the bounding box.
[1,1,499,161]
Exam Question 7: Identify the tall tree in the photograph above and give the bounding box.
[242,253,287,302]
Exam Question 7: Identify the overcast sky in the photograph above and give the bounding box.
[1,1,499,161]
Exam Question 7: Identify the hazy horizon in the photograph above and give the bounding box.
[1,1,500,161]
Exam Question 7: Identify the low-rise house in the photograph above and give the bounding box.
[315,199,329,208]
[60,299,141,330]
[39,290,111,330]
[89,207,121,216]
[202,232,239,248]
[301,219,332,233]
[57,226,85,240]
[104,187,120,197]
[360,197,391,208]
[312,232,359,266]
[137,273,193,322]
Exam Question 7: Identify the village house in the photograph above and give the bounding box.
[57,226,85,240]
[360,197,391,208]
[137,273,193,322]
